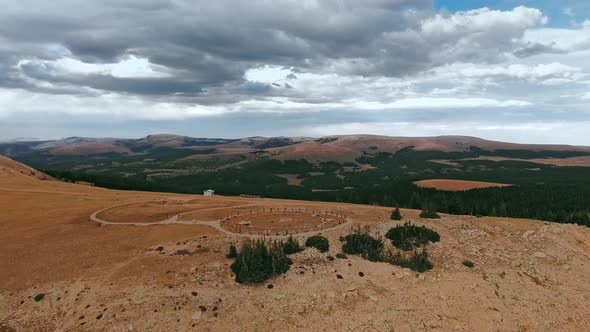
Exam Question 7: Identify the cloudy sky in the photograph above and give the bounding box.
[1,0,590,144]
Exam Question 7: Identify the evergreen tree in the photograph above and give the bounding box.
[305,235,330,253]
[282,236,303,255]
[420,207,441,219]
[230,239,292,284]
[391,207,402,221]
[226,243,238,258]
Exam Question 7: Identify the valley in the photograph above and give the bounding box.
[2,135,590,226]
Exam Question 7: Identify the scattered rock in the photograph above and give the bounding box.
[192,311,202,320]
[33,294,45,302]
[191,291,198,297]
[174,249,192,256]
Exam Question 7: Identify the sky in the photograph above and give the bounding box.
[1,0,589,144]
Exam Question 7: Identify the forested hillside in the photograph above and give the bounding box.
[16,140,588,227]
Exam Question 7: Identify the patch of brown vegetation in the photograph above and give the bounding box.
[463,156,590,167]
[414,179,511,191]
[276,174,303,186]
[429,159,461,166]
[96,202,212,223]
[271,135,590,162]
[49,141,131,156]
[221,209,346,235]
[0,156,54,180]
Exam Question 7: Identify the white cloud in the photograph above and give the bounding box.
[421,6,547,38]
[244,65,292,83]
[0,88,227,120]
[0,87,531,122]
[522,23,590,52]
[433,62,584,84]
[16,55,172,79]
[342,98,530,110]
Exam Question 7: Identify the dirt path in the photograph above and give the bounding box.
[89,200,351,238]
[90,201,257,226]
[0,187,127,196]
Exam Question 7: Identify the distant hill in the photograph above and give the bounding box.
[1,134,589,161]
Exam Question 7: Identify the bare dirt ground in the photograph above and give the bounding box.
[276,174,303,186]
[221,209,346,235]
[1,158,590,331]
[414,179,511,191]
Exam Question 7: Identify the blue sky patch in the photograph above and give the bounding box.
[435,0,590,27]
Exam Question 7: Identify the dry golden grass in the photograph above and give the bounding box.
[468,156,590,167]
[414,179,511,191]
[97,202,207,223]
[222,210,345,234]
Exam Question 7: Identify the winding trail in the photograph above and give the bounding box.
[89,199,352,238]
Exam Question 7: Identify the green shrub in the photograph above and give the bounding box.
[335,253,348,259]
[341,228,384,262]
[230,239,292,284]
[387,249,433,272]
[305,235,330,253]
[282,236,303,255]
[385,222,440,251]
[336,228,440,272]
[420,208,441,219]
[226,244,238,258]
[391,207,402,221]
[462,260,475,268]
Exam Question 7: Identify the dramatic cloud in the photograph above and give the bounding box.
[0,1,589,143]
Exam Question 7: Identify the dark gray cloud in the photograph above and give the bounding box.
[0,1,428,76]
[1,0,549,99]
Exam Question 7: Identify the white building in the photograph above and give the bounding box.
[203,189,214,197]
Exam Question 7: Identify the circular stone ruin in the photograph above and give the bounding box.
[220,207,347,235]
